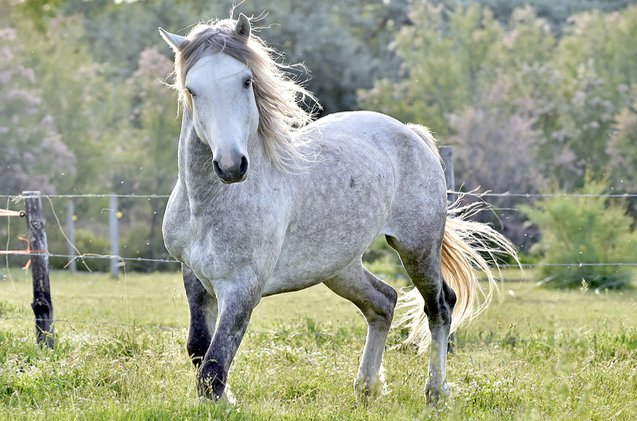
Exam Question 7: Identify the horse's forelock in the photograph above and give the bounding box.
[174,18,319,170]
[176,23,251,105]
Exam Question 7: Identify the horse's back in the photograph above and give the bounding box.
[307,111,444,181]
[311,111,448,249]
[307,111,447,210]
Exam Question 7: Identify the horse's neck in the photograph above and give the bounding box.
[182,132,217,204]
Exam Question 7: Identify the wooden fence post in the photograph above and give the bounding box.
[66,199,76,273]
[109,194,119,278]
[22,191,54,348]
[439,146,456,203]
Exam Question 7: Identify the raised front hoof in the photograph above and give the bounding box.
[425,381,450,406]
[354,376,387,404]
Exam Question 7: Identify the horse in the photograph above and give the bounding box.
[159,14,515,405]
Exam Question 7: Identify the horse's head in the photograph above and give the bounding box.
[160,15,257,184]
[161,14,318,181]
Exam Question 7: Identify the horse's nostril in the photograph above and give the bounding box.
[239,156,249,176]
[212,160,223,177]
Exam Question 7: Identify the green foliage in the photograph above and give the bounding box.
[0,11,76,195]
[521,179,637,289]
[608,86,637,194]
[360,2,637,247]
[432,0,637,31]
[4,0,637,266]
[361,4,637,190]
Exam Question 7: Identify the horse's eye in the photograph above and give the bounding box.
[243,78,253,89]
[186,87,196,97]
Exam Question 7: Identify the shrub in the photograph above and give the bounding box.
[521,179,637,290]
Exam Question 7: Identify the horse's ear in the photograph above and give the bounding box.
[159,27,187,52]
[234,13,251,39]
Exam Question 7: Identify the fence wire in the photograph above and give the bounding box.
[0,251,636,269]
[2,190,636,342]
[2,190,637,270]
[3,191,637,200]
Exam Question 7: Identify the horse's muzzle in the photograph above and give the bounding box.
[213,155,249,184]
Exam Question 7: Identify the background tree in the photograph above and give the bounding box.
[360,3,637,242]
[18,14,127,194]
[0,22,75,195]
[608,86,637,193]
[3,0,637,270]
[113,48,181,269]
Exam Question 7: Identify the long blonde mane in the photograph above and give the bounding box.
[172,17,320,169]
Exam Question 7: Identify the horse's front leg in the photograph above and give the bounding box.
[198,280,261,401]
[183,264,218,367]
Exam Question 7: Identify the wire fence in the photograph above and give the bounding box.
[3,191,637,199]
[2,189,636,344]
[2,189,637,269]
[0,193,170,199]
[1,252,636,268]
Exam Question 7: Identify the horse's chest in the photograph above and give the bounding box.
[162,199,187,261]
[167,217,239,281]
[163,194,283,285]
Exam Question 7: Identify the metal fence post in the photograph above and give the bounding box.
[439,146,456,203]
[22,191,54,348]
[109,194,119,278]
[66,199,76,273]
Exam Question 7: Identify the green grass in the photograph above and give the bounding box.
[0,268,636,420]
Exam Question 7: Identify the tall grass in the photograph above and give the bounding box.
[0,270,635,419]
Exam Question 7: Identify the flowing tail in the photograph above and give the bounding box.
[396,125,518,353]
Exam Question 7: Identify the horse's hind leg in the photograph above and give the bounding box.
[324,261,397,401]
[182,264,217,367]
[389,235,456,405]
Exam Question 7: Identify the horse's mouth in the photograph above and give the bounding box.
[218,174,247,184]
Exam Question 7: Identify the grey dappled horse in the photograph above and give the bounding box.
[160,15,514,405]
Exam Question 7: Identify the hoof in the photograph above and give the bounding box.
[354,375,386,404]
[198,363,230,402]
[197,385,236,406]
[222,385,236,406]
[425,381,450,406]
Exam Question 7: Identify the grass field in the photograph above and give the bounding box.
[1,267,636,420]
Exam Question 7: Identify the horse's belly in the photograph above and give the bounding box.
[262,273,326,296]
[263,253,352,296]
[262,165,394,296]
[262,215,385,296]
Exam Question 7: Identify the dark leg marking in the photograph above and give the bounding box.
[198,284,260,400]
[183,264,217,367]
[391,235,454,405]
